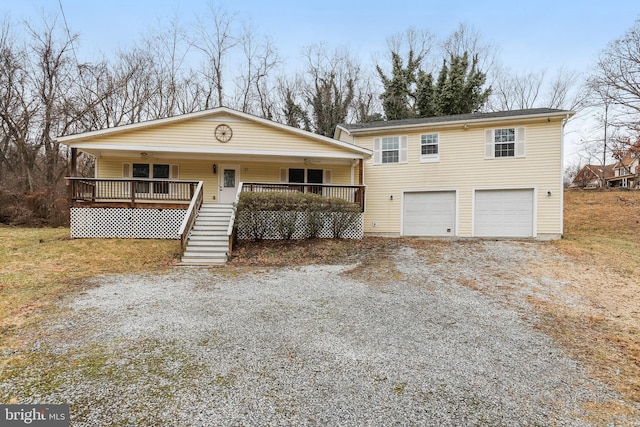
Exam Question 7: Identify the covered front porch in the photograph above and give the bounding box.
[60,107,372,263]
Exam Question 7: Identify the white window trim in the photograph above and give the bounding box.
[420,133,440,163]
[484,127,525,159]
[279,167,329,184]
[373,136,408,165]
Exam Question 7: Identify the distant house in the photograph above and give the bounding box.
[608,150,640,189]
[572,164,615,189]
[572,147,640,190]
[60,107,573,264]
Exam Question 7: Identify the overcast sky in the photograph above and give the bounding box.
[5,0,638,71]
[2,0,639,164]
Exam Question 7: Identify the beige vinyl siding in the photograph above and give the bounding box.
[352,118,564,237]
[98,157,354,203]
[89,117,348,155]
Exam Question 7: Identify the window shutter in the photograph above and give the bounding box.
[516,127,526,157]
[280,168,288,183]
[399,136,408,163]
[323,169,332,184]
[484,129,494,158]
[373,138,381,164]
[170,164,179,179]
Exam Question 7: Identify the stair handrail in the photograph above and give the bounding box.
[226,182,244,255]
[178,181,204,253]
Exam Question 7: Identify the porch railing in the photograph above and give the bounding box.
[241,182,366,212]
[178,181,204,252]
[67,177,200,204]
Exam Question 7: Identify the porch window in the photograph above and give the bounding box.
[133,163,150,193]
[286,168,324,184]
[282,168,329,194]
[288,168,305,183]
[153,164,170,194]
[131,163,171,194]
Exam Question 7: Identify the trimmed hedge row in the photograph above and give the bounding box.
[235,192,362,240]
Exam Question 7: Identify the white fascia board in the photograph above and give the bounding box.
[58,109,224,142]
[72,143,366,159]
[334,125,351,139]
[347,111,576,135]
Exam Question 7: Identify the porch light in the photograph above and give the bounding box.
[213,164,217,174]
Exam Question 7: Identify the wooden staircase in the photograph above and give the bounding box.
[181,204,234,265]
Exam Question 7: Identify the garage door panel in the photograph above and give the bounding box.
[474,189,533,237]
[403,191,456,236]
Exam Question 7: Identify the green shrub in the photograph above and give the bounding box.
[236,191,361,240]
[236,191,360,214]
[275,211,298,240]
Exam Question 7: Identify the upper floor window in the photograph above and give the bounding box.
[485,127,525,159]
[373,136,408,164]
[381,137,399,163]
[494,128,515,157]
[420,133,439,162]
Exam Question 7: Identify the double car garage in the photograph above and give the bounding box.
[402,189,534,238]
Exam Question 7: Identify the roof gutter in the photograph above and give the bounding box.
[344,111,576,135]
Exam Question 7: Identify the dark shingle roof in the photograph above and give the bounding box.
[339,108,573,133]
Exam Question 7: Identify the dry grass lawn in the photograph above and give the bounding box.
[0,227,180,338]
[543,190,640,408]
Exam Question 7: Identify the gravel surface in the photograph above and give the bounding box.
[1,241,632,426]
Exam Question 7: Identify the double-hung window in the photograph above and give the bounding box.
[485,127,525,159]
[382,137,399,163]
[373,136,408,164]
[420,133,439,162]
[494,128,515,157]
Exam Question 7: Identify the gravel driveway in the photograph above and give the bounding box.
[1,241,631,425]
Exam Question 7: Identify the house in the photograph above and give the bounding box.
[608,150,639,189]
[60,107,573,264]
[572,164,615,189]
[335,108,573,240]
[60,107,371,263]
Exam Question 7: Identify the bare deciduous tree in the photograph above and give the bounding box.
[231,21,280,117]
[591,18,640,122]
[488,66,585,112]
[192,2,238,109]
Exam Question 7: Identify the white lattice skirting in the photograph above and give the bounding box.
[70,207,186,239]
[236,211,364,240]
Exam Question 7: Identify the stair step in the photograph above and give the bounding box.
[195,219,230,224]
[181,258,227,266]
[189,232,227,238]
[193,223,228,228]
[180,260,227,266]
[183,253,227,259]
[188,242,227,247]
[185,243,228,250]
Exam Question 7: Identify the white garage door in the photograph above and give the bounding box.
[474,189,534,237]
[403,191,456,236]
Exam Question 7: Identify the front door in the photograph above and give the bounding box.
[218,165,240,203]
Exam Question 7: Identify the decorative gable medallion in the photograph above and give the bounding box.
[215,124,233,142]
